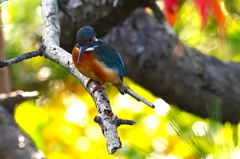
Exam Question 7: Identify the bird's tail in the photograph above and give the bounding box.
[114,82,126,95]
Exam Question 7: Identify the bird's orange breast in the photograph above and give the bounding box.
[72,46,121,84]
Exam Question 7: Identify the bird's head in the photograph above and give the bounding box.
[76,26,96,63]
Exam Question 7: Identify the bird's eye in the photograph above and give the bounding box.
[85,37,94,45]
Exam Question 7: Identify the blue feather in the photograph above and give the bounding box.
[90,40,127,77]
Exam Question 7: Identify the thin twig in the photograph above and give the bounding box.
[115,117,136,126]
[123,85,155,108]
[148,0,165,24]
[93,113,136,154]
[57,0,75,22]
[0,44,45,68]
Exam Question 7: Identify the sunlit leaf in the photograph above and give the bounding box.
[194,0,225,37]
[163,0,178,26]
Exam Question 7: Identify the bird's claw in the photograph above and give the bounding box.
[91,85,105,94]
[86,79,93,88]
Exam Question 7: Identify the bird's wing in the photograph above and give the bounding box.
[91,41,127,77]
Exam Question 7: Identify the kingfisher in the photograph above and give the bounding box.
[72,26,127,94]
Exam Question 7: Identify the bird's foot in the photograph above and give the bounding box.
[86,79,93,88]
[91,82,106,94]
[86,79,105,94]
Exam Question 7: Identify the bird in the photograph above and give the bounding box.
[72,26,127,94]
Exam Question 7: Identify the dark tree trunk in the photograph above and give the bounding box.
[104,9,240,123]
[0,91,45,159]
[59,0,240,123]
[59,0,149,51]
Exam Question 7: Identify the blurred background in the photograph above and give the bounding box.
[1,0,240,158]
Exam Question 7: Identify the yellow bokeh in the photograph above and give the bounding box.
[3,0,240,158]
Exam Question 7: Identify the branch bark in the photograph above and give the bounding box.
[58,0,150,51]
[0,90,45,159]
[41,0,142,154]
[104,9,240,123]
[58,0,240,123]
[0,0,152,154]
[0,44,45,68]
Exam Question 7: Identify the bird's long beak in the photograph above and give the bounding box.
[77,45,88,63]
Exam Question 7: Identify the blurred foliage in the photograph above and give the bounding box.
[0,0,8,4]
[172,0,240,61]
[168,100,240,159]
[1,0,240,159]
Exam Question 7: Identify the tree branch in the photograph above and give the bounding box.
[0,91,45,159]
[147,1,224,97]
[58,0,150,51]
[94,111,136,154]
[148,0,165,24]
[104,9,240,123]
[41,0,152,154]
[0,90,39,114]
[0,44,45,68]
[123,85,154,108]
[58,0,240,123]
[57,0,75,22]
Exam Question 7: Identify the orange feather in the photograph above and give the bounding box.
[72,46,122,85]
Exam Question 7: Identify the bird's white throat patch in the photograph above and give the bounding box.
[85,38,98,51]
[85,47,94,51]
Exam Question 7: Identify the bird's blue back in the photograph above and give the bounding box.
[89,40,127,77]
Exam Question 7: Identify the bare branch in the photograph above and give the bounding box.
[0,44,45,68]
[0,90,39,114]
[41,0,146,153]
[115,117,136,126]
[57,0,75,22]
[94,113,136,154]
[41,0,60,46]
[123,85,155,108]
[42,43,126,153]
[148,0,165,24]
